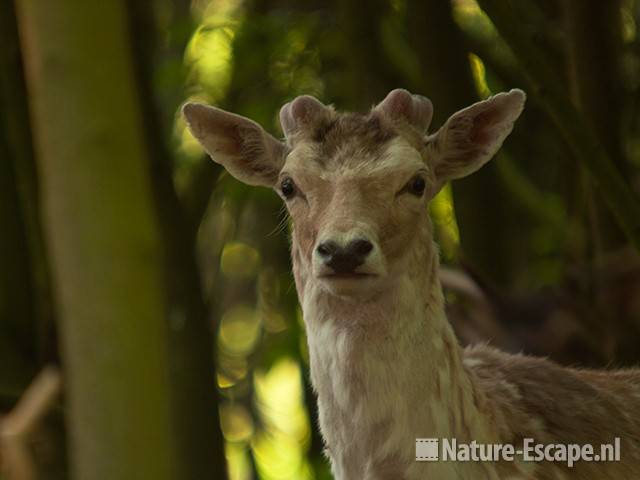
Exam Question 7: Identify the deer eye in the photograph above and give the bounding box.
[280,177,296,199]
[406,175,426,196]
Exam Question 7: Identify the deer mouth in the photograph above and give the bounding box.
[320,272,376,280]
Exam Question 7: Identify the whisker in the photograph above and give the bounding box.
[267,205,290,237]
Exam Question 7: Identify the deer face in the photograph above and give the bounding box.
[275,118,432,297]
[183,89,525,297]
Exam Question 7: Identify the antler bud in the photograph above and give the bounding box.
[279,95,331,139]
[375,89,433,133]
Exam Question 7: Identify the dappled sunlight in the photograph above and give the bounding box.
[621,2,637,43]
[219,304,263,357]
[225,441,255,480]
[430,184,460,261]
[217,356,250,390]
[221,242,262,279]
[269,22,325,99]
[185,0,239,102]
[452,0,495,38]
[262,310,288,335]
[252,358,313,480]
[296,308,310,368]
[218,371,238,389]
[173,0,241,187]
[452,0,517,79]
[253,432,314,480]
[254,359,310,442]
[469,53,490,98]
[257,270,289,334]
[452,0,482,19]
[211,191,313,479]
[221,403,255,443]
[185,24,235,101]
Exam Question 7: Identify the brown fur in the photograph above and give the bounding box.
[311,112,397,156]
[466,347,640,478]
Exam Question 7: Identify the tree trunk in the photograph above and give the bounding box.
[335,0,402,109]
[0,0,55,396]
[15,1,188,478]
[477,0,640,254]
[563,0,626,251]
[0,107,36,402]
[125,2,227,477]
[406,0,515,285]
[564,0,625,175]
[562,0,627,361]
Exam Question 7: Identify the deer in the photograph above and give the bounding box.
[183,89,640,480]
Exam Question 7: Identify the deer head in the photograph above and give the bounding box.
[183,89,525,300]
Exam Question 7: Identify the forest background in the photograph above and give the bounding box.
[2,0,640,479]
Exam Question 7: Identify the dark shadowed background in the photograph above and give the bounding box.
[2,0,640,479]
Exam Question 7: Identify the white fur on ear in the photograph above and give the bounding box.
[182,102,285,187]
[429,89,526,182]
[279,95,332,140]
[375,89,434,133]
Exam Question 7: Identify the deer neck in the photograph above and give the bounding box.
[292,224,494,474]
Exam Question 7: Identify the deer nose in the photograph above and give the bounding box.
[316,239,373,273]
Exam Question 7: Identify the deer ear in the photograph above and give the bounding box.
[182,103,286,187]
[428,89,525,183]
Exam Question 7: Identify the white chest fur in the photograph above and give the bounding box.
[302,276,496,479]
